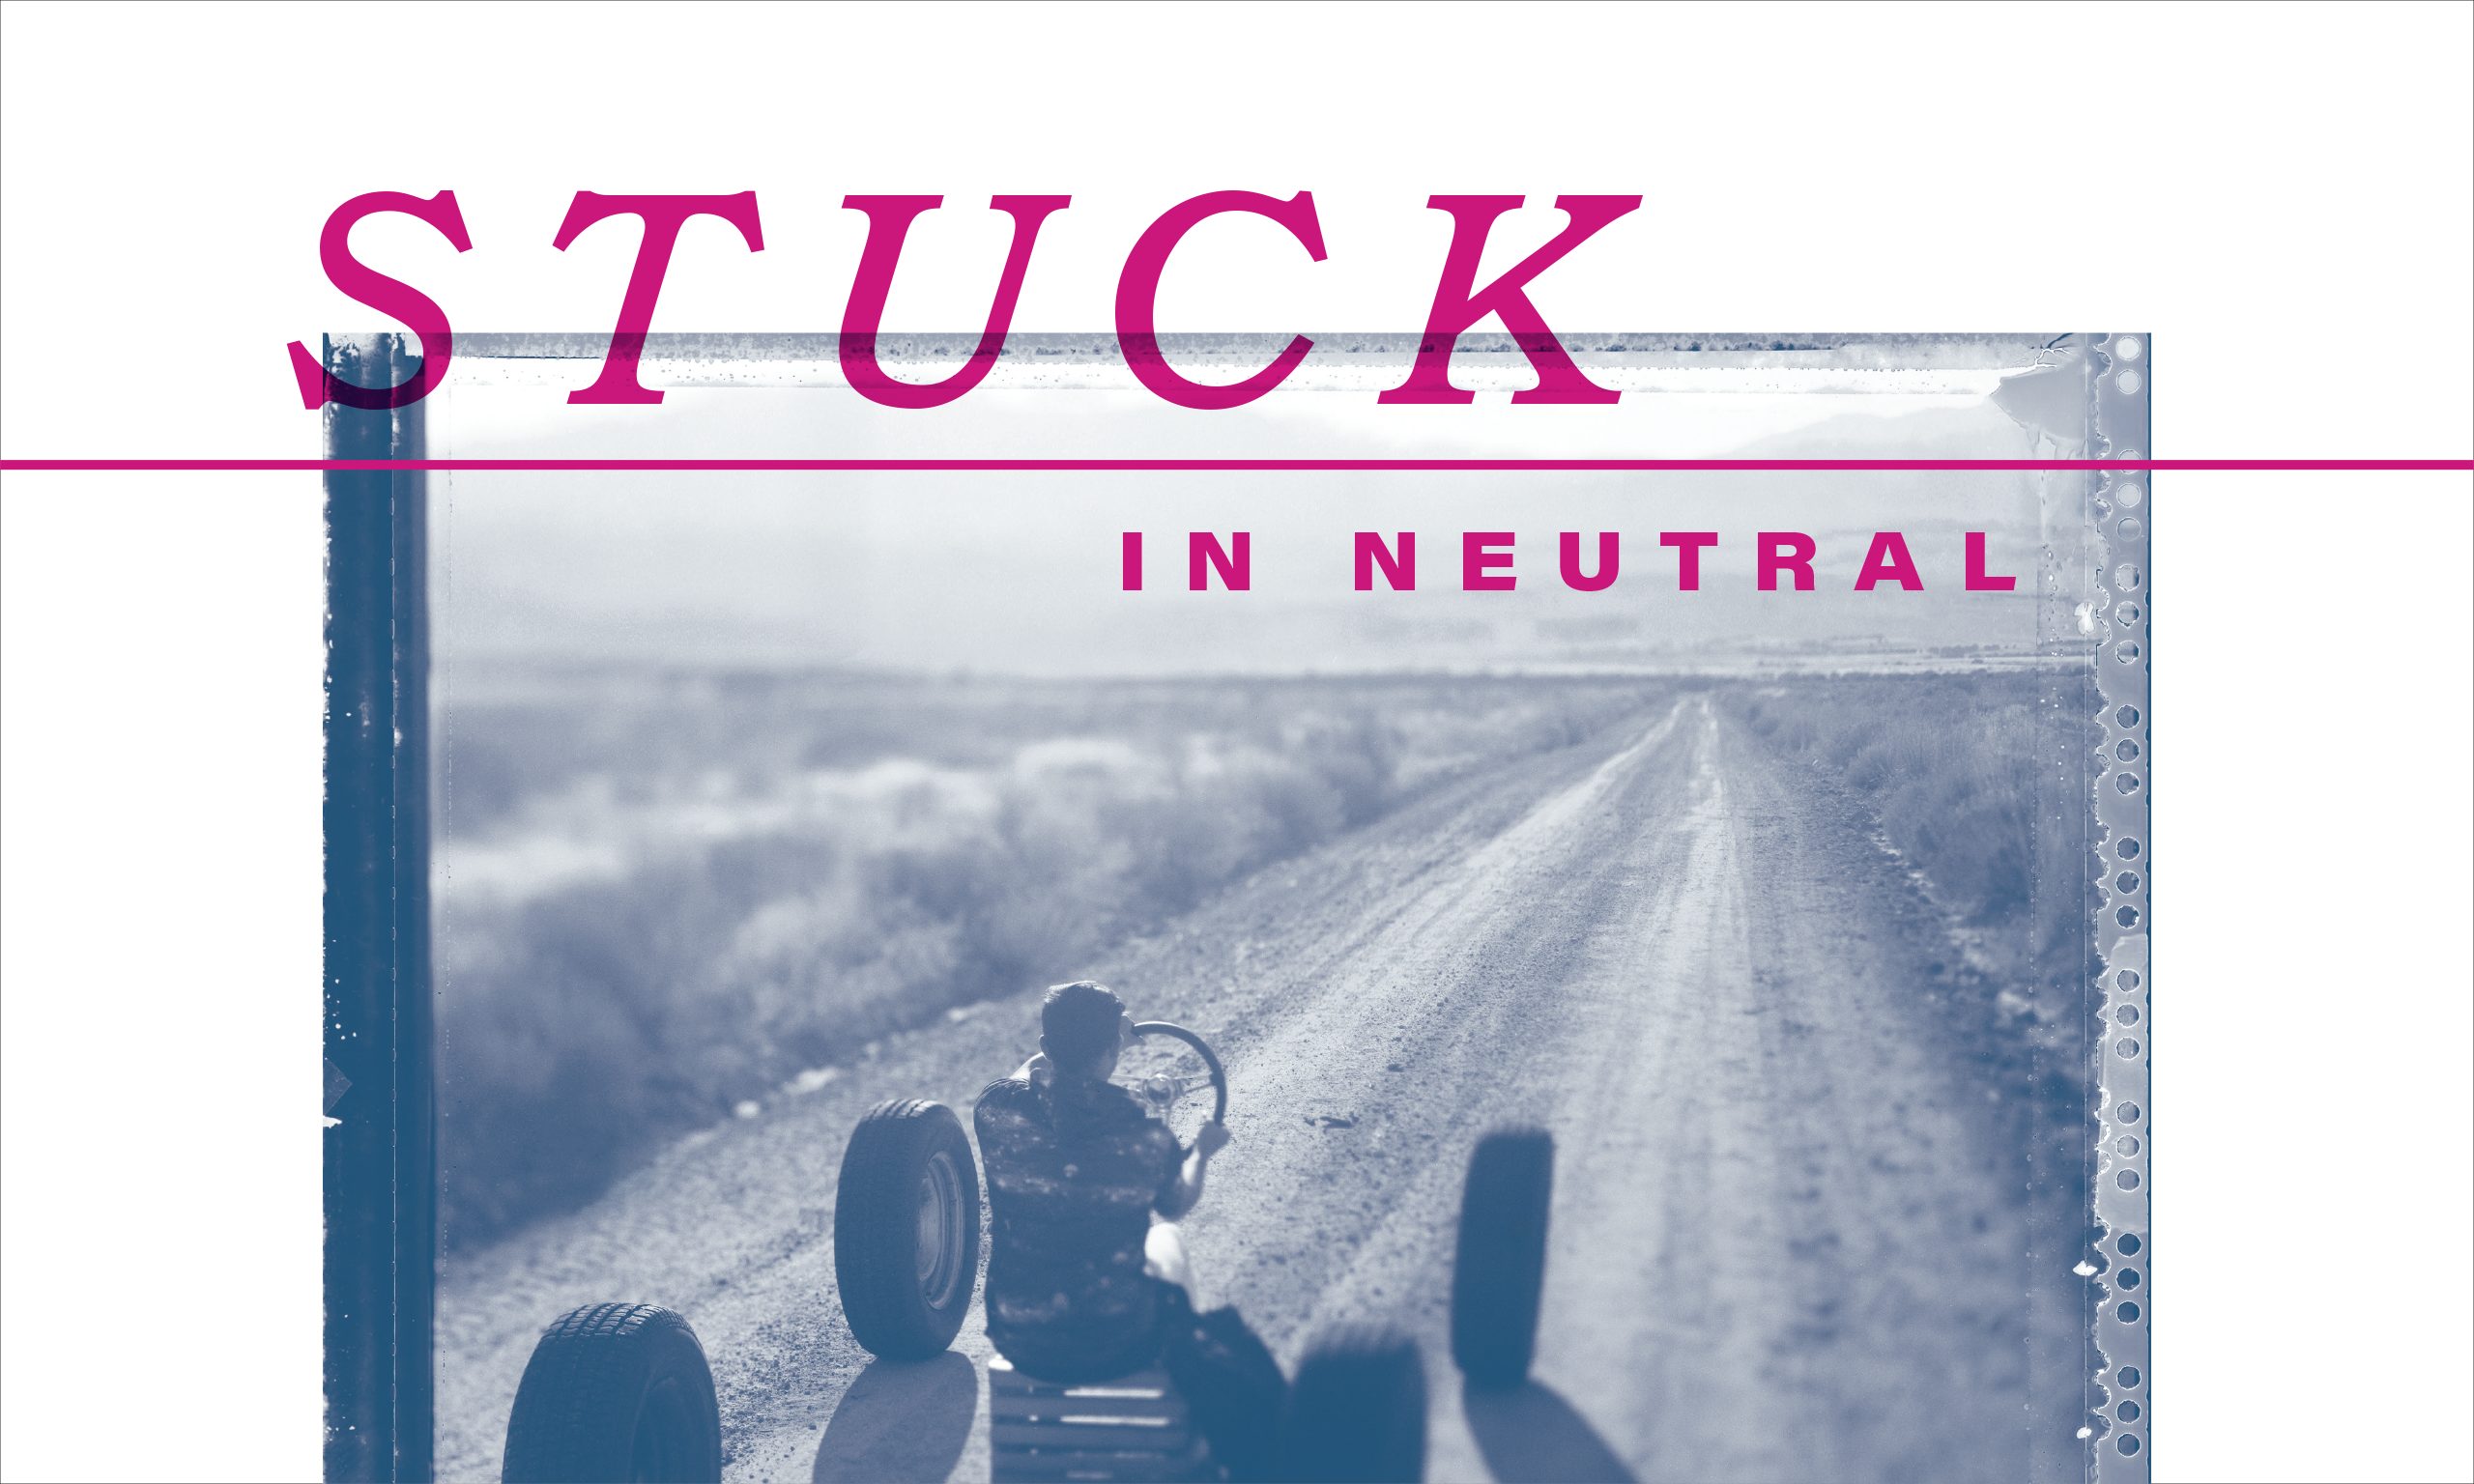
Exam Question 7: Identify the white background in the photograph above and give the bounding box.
[2,3,2468,1480]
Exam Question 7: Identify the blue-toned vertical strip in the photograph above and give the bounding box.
[323,334,435,1481]
[2090,334,2152,1480]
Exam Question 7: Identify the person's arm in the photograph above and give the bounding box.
[1155,1120,1229,1219]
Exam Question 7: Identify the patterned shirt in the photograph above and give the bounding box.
[974,1072,1185,1382]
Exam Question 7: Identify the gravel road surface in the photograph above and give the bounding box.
[439,693,2084,1483]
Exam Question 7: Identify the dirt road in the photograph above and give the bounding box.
[437,693,2086,1483]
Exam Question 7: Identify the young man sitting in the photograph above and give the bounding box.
[975,982,1279,1474]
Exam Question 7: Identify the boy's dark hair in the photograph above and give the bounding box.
[1041,980,1125,1069]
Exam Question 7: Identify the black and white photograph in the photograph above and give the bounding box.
[403,334,2144,1481]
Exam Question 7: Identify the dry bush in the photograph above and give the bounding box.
[437,672,1661,1245]
[1726,671,2092,985]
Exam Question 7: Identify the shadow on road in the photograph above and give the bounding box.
[813,1352,977,1483]
[1463,1379,1637,1483]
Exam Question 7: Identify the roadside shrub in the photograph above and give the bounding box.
[1727,672,2093,985]
[437,673,1660,1245]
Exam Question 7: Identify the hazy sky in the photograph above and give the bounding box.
[430,349,2069,674]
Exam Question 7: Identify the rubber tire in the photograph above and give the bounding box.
[1450,1127,1555,1390]
[1280,1323,1427,1482]
[833,1098,982,1360]
[501,1302,721,1483]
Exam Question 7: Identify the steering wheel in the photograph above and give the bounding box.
[1118,1021,1228,1140]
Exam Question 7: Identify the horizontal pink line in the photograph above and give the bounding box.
[1,458,2468,473]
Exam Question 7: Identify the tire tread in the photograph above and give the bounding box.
[834,1098,981,1359]
[502,1301,719,1483]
